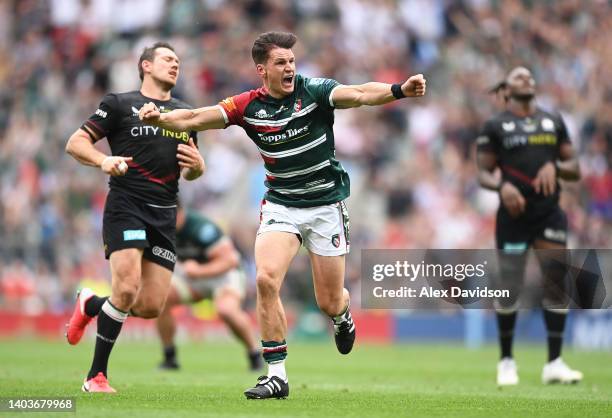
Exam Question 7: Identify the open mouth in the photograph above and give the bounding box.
[282,74,294,88]
[169,71,177,77]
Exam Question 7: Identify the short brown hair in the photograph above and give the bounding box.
[138,42,175,81]
[251,32,297,64]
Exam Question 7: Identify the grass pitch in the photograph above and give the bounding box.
[0,338,610,417]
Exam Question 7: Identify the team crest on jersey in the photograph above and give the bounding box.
[521,118,537,133]
[541,118,555,132]
[331,234,340,248]
[294,99,302,113]
[502,121,515,132]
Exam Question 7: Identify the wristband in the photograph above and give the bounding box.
[391,83,406,99]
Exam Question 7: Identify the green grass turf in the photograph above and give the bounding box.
[0,339,610,417]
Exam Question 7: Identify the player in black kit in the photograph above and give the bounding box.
[477,67,582,386]
[64,42,205,393]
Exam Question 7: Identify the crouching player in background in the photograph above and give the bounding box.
[157,204,262,371]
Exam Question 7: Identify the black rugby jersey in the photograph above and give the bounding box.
[82,91,197,205]
[477,108,571,215]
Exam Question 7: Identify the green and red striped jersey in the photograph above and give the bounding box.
[218,74,350,208]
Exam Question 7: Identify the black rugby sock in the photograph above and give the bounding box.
[87,301,127,380]
[496,311,517,359]
[163,345,177,363]
[543,309,566,362]
[84,295,109,317]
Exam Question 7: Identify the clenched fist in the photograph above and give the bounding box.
[101,156,132,176]
[402,74,427,97]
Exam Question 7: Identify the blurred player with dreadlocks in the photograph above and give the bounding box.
[477,67,582,386]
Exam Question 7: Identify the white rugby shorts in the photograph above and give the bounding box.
[257,200,350,256]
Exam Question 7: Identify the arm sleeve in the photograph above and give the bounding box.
[218,91,252,127]
[476,119,499,155]
[555,113,571,145]
[81,93,121,141]
[303,77,342,111]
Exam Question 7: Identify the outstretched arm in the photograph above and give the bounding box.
[140,104,226,132]
[331,74,426,109]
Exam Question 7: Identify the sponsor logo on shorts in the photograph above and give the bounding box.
[503,242,528,254]
[123,229,146,241]
[544,228,566,242]
[266,218,292,226]
[152,246,177,263]
[332,234,340,248]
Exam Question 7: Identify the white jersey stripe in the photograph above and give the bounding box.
[260,134,324,157]
[273,181,335,195]
[217,105,229,124]
[145,203,177,209]
[258,134,326,158]
[244,103,318,127]
[329,85,343,108]
[266,160,331,178]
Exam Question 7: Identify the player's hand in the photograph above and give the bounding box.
[500,181,526,218]
[532,161,556,196]
[139,102,161,124]
[182,260,202,279]
[178,138,205,173]
[101,156,132,176]
[401,74,426,97]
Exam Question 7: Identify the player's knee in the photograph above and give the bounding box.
[216,305,234,321]
[132,294,167,318]
[256,269,281,297]
[215,297,238,320]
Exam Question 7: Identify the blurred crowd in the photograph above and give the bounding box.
[1,0,611,313]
